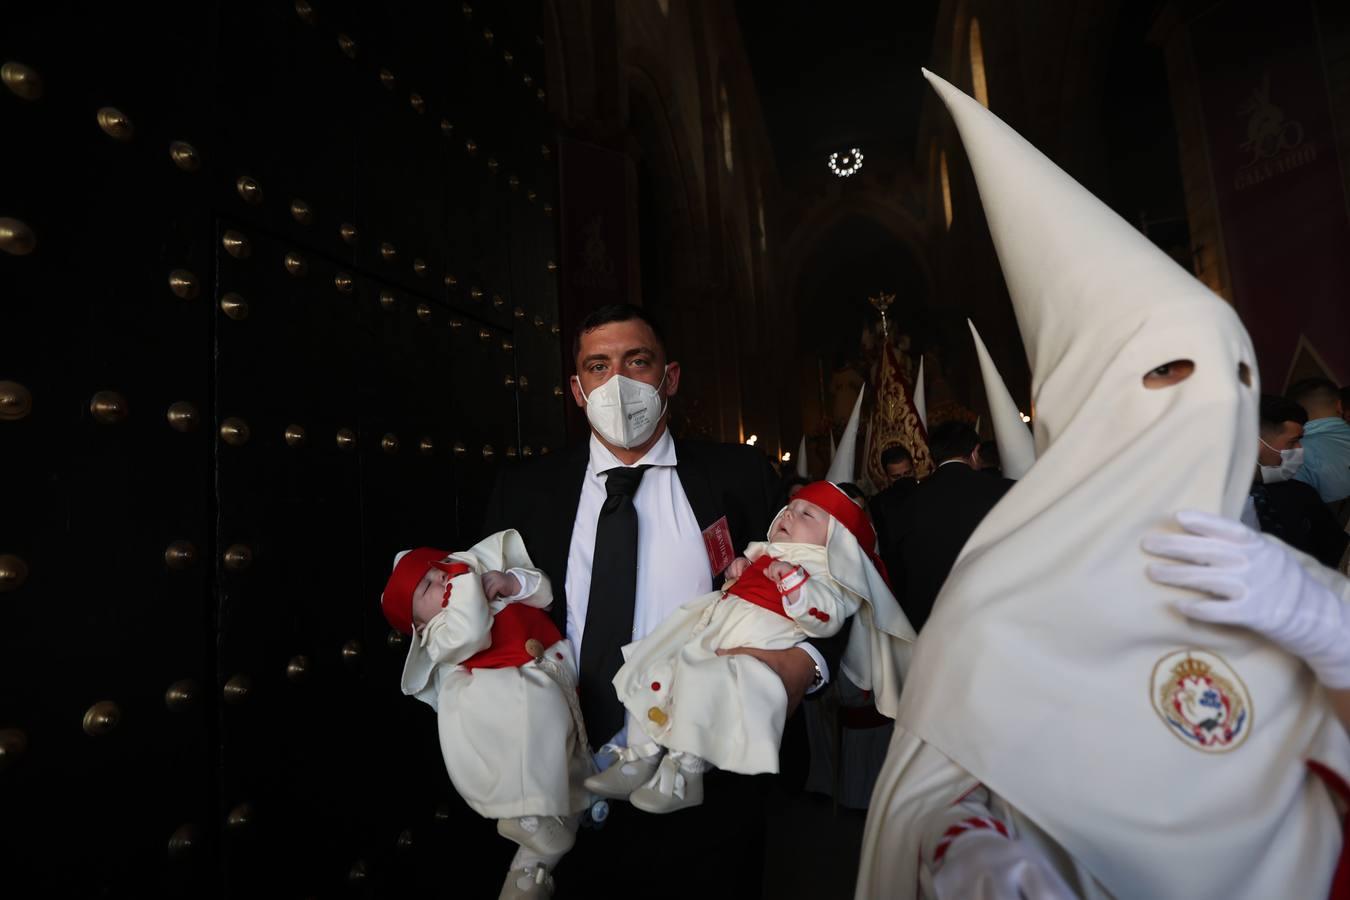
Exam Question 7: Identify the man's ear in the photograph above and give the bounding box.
[664,361,681,398]
[569,374,586,409]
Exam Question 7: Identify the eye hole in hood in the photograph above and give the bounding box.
[1143,359,1195,389]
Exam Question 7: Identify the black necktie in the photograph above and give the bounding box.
[579,465,650,748]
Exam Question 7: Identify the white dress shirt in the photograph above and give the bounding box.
[565,431,827,748]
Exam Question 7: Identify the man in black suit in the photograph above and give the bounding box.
[481,304,846,897]
[976,439,1004,478]
[868,444,918,555]
[882,421,1013,630]
[1251,394,1348,568]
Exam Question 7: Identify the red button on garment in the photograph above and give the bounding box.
[651,681,661,692]
[441,599,449,608]
[808,608,830,622]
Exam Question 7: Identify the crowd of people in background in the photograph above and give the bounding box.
[785,376,1350,639]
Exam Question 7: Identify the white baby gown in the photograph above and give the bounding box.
[400,529,594,819]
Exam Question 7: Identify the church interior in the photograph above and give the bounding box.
[2,0,1348,896]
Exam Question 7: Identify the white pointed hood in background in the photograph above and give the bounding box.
[967,320,1035,479]
[796,434,809,479]
[825,385,864,484]
[886,70,1350,899]
[912,357,927,432]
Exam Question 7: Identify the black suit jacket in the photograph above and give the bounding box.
[484,438,773,625]
[482,436,851,679]
[1253,479,1349,569]
[884,461,1013,630]
[869,477,918,553]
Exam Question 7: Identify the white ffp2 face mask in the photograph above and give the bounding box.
[1258,439,1304,484]
[576,367,668,449]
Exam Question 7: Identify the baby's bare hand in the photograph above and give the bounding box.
[765,561,796,581]
[481,570,521,602]
[726,557,751,580]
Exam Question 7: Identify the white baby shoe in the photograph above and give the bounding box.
[628,753,706,814]
[583,747,661,799]
[497,863,554,900]
[497,815,575,857]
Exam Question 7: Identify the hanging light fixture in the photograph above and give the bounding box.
[828,148,864,177]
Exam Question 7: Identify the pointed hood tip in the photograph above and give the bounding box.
[968,319,1037,480]
[921,68,958,95]
[825,385,866,485]
[924,61,1232,406]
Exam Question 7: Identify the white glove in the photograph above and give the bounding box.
[1143,509,1350,689]
[932,827,1077,900]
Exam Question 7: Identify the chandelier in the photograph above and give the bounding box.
[828,148,864,177]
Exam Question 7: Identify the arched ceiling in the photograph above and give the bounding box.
[735,1,940,179]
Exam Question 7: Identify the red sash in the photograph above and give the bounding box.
[462,603,564,670]
[1308,760,1350,900]
[725,555,791,620]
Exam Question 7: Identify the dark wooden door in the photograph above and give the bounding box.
[1,3,564,895]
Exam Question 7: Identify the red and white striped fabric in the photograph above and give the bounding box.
[932,816,1010,867]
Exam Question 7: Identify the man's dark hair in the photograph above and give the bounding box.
[1287,378,1340,410]
[928,421,980,463]
[785,475,811,490]
[1260,394,1308,432]
[977,440,1001,469]
[835,481,866,501]
[880,444,913,467]
[572,303,668,363]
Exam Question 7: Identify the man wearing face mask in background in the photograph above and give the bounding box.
[1249,395,1348,568]
[482,303,849,897]
[1287,378,1350,512]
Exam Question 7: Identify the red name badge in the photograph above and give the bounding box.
[702,516,735,577]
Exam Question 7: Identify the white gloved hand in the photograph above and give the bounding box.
[932,827,1077,900]
[1143,509,1350,688]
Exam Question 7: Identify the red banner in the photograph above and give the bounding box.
[1191,0,1350,385]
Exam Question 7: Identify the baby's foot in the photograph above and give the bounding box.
[583,746,662,799]
[497,862,554,900]
[497,815,574,857]
[628,752,707,814]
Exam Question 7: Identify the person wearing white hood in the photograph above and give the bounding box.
[855,70,1350,900]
